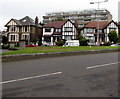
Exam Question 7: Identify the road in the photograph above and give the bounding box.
[2,52,119,97]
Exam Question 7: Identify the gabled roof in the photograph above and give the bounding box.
[5,18,22,26]
[5,16,42,27]
[13,19,22,25]
[19,16,35,26]
[43,21,66,28]
[84,21,110,29]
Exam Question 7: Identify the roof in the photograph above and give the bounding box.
[52,32,62,35]
[5,16,42,27]
[19,16,35,26]
[84,21,110,29]
[13,19,22,25]
[43,21,66,28]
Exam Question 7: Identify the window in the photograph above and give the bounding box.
[87,28,94,33]
[9,26,19,32]
[22,34,29,40]
[65,27,73,32]
[11,35,15,41]
[109,28,116,32]
[9,34,19,41]
[22,26,30,32]
[44,37,51,42]
[45,28,51,32]
[56,29,61,32]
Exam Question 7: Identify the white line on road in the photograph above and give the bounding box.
[1,72,62,84]
[86,62,119,69]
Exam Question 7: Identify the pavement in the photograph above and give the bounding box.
[2,52,119,97]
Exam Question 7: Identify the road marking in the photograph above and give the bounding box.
[86,62,119,69]
[1,72,62,84]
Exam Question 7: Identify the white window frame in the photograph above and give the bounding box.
[21,34,30,40]
[9,34,19,42]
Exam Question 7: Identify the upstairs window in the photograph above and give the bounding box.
[22,34,29,40]
[22,26,30,32]
[64,27,73,32]
[109,28,116,32]
[45,28,51,32]
[55,29,61,32]
[9,26,19,32]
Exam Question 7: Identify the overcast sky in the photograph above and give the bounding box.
[1,0,120,30]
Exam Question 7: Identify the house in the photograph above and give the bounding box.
[5,16,42,46]
[42,19,78,45]
[80,20,119,45]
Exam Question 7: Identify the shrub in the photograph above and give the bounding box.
[2,44,9,49]
[56,40,65,46]
[78,34,89,46]
[108,31,118,43]
[80,38,89,46]
[100,41,112,46]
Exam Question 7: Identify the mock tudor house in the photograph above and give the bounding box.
[42,19,78,45]
[5,16,42,46]
[80,20,119,45]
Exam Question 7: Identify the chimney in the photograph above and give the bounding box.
[35,16,39,25]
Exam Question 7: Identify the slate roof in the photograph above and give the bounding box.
[19,16,35,26]
[84,21,110,29]
[13,19,22,25]
[5,16,42,27]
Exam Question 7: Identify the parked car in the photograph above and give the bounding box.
[25,44,38,47]
[110,43,120,46]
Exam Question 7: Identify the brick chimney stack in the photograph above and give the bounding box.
[35,16,39,25]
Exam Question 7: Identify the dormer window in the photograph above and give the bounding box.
[23,20,27,22]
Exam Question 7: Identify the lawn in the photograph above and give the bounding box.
[2,46,119,55]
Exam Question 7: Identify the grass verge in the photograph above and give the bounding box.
[2,46,119,56]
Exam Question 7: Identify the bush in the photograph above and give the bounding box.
[100,41,112,46]
[80,38,89,46]
[56,40,65,46]
[108,31,118,43]
[15,43,19,47]
[2,44,9,49]
[38,42,42,46]
[78,34,89,46]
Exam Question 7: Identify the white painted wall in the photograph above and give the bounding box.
[7,20,17,26]
[43,28,54,35]
[62,20,76,40]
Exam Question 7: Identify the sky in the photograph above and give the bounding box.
[1,0,120,30]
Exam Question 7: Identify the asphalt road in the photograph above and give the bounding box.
[2,52,119,97]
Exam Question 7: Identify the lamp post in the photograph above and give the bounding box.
[90,0,108,46]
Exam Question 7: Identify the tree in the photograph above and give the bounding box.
[108,31,118,44]
[78,34,89,46]
[2,36,8,44]
[118,35,120,43]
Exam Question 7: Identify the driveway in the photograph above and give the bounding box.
[1,49,13,53]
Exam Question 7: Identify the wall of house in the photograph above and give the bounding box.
[62,21,76,40]
[106,22,119,42]
[43,28,54,35]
